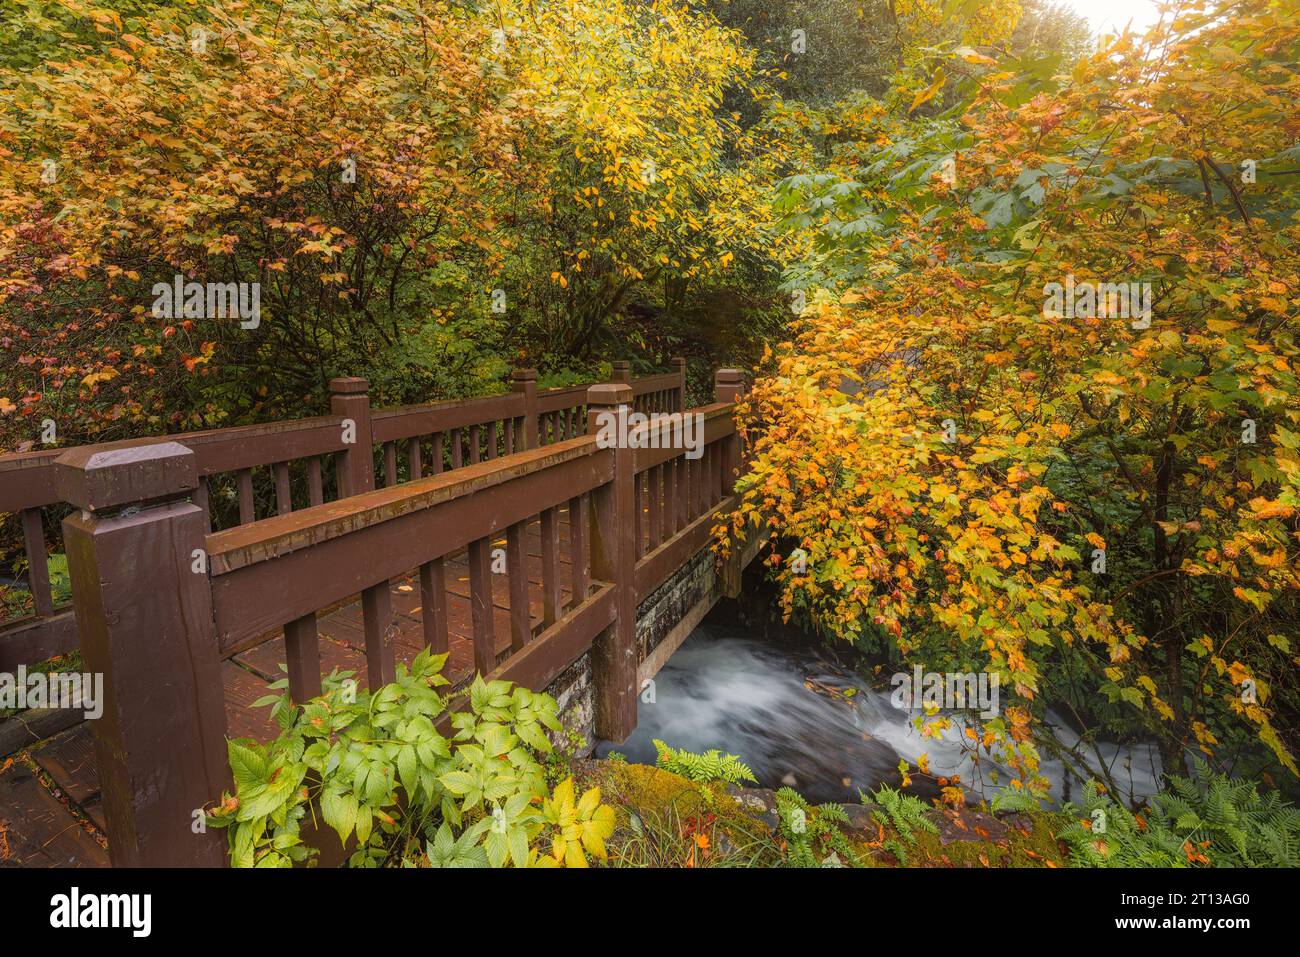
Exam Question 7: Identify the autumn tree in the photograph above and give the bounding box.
[724,0,1300,801]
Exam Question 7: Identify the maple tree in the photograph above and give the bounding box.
[723,0,1300,799]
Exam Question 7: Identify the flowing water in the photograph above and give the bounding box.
[595,623,1163,807]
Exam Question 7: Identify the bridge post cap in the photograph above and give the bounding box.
[510,367,538,382]
[586,383,633,407]
[715,368,745,384]
[55,441,197,512]
[672,356,686,368]
[329,377,369,395]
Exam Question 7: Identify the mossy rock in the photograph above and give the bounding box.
[575,759,782,866]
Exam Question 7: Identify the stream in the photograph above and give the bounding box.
[595,622,1163,807]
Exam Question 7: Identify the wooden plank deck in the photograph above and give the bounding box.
[0,505,590,867]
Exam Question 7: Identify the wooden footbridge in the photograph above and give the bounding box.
[0,361,755,867]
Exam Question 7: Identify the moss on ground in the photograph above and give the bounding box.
[572,757,1074,868]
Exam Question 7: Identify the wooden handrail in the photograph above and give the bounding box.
[0,361,689,670]
[45,369,743,866]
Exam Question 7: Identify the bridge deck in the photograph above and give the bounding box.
[0,507,587,867]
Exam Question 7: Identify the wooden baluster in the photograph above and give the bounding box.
[504,417,515,455]
[648,462,663,550]
[21,508,54,617]
[419,557,448,654]
[505,520,530,652]
[408,436,423,480]
[679,456,693,522]
[672,356,686,411]
[698,444,711,513]
[307,457,324,506]
[237,468,255,524]
[713,441,723,506]
[361,582,395,689]
[468,537,495,675]
[486,421,499,459]
[274,461,293,515]
[432,431,445,474]
[633,471,644,559]
[284,612,321,702]
[194,477,213,533]
[451,428,463,469]
[664,456,677,535]
[469,424,481,465]
[540,506,561,626]
[568,493,589,604]
[383,441,398,486]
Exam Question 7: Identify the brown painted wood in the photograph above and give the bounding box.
[407,436,423,480]
[569,493,589,603]
[195,476,213,532]
[489,584,615,692]
[34,723,101,805]
[330,377,375,497]
[21,507,55,617]
[505,522,530,652]
[432,431,444,474]
[384,441,398,487]
[274,461,293,515]
[57,442,228,867]
[451,428,463,469]
[284,612,322,702]
[371,392,524,444]
[585,385,636,742]
[419,557,449,653]
[467,537,495,675]
[540,507,561,626]
[633,495,736,603]
[361,582,395,688]
[0,762,108,867]
[469,424,481,465]
[307,457,324,506]
[648,463,663,551]
[0,677,85,757]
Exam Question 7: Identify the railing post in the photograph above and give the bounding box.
[55,442,229,867]
[585,383,637,742]
[672,356,687,412]
[611,360,632,384]
[330,376,374,496]
[511,367,539,451]
[715,369,746,600]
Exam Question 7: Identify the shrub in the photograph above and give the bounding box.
[205,649,613,868]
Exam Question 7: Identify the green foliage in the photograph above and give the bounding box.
[652,739,757,785]
[865,783,939,865]
[1058,766,1300,868]
[206,649,614,868]
[775,786,860,867]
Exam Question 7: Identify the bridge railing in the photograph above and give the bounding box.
[0,361,687,673]
[50,368,743,866]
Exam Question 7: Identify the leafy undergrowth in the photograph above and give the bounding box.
[575,759,1071,868]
